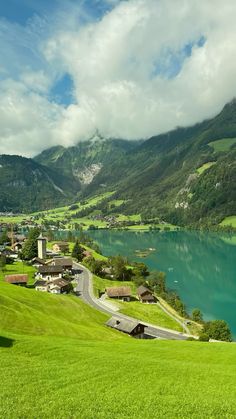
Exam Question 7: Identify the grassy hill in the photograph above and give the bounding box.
[1,281,236,418]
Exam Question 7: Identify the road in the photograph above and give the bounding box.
[74,262,189,340]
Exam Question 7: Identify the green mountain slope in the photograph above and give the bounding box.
[35,135,138,185]
[84,100,236,226]
[0,155,80,212]
[1,281,236,418]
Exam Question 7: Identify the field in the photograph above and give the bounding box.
[0,261,36,285]
[115,300,182,332]
[196,161,216,175]
[220,215,236,228]
[208,137,236,152]
[93,275,192,333]
[1,281,236,418]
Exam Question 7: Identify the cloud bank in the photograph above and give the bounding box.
[1,0,236,156]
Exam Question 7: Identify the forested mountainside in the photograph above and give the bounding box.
[0,155,80,212]
[0,101,235,225]
[35,135,139,185]
[82,100,236,226]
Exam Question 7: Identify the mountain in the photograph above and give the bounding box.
[0,101,235,225]
[83,100,236,226]
[0,155,80,212]
[35,134,140,186]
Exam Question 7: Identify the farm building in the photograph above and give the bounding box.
[137,286,156,303]
[48,278,71,294]
[106,286,132,301]
[5,274,28,286]
[52,242,69,254]
[106,316,146,338]
[34,280,49,292]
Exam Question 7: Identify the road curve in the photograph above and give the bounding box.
[74,262,189,340]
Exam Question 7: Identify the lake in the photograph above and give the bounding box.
[87,230,236,337]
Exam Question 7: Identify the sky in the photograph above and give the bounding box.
[0,0,236,156]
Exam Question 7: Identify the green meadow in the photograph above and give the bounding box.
[221,215,236,228]
[208,137,236,152]
[196,161,216,175]
[1,281,236,418]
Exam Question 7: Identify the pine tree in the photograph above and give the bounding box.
[72,240,84,262]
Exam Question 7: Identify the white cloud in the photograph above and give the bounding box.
[1,0,236,156]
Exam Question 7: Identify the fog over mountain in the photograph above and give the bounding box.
[1,0,236,156]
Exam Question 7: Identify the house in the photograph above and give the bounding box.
[5,274,28,286]
[49,258,73,271]
[106,286,132,301]
[36,265,63,280]
[137,286,156,303]
[106,316,146,338]
[34,279,49,292]
[48,278,71,294]
[31,257,46,268]
[12,242,23,252]
[52,242,69,254]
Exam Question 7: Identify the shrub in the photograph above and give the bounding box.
[199,333,209,342]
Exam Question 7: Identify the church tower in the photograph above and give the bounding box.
[37,234,47,260]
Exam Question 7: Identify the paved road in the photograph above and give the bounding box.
[74,262,189,340]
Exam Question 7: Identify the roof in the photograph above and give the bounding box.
[106,286,131,298]
[140,293,155,301]
[5,274,28,284]
[37,234,47,240]
[34,280,48,287]
[137,285,153,296]
[53,242,69,247]
[31,257,46,265]
[51,258,73,267]
[50,278,70,288]
[106,316,145,334]
[38,265,63,274]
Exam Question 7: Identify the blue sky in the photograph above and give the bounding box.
[0,0,235,157]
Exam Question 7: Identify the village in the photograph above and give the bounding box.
[1,229,163,338]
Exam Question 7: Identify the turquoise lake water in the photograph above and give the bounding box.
[87,230,236,336]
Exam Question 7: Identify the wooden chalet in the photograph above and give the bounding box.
[106,286,132,301]
[36,265,63,280]
[31,257,46,268]
[49,258,73,270]
[5,274,28,286]
[137,286,156,303]
[106,316,146,338]
[34,279,49,292]
[52,242,69,254]
[49,278,71,294]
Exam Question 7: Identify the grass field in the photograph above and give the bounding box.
[0,261,36,285]
[116,300,182,332]
[93,276,189,333]
[208,137,236,152]
[196,161,216,174]
[1,281,236,418]
[220,215,236,228]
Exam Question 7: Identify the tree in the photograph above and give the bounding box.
[71,240,84,262]
[0,255,6,272]
[108,255,132,281]
[203,320,232,342]
[148,271,166,294]
[21,228,40,260]
[132,262,149,278]
[198,333,209,342]
[192,308,203,323]
[0,230,9,245]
